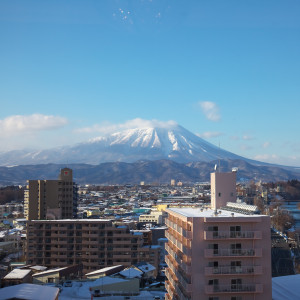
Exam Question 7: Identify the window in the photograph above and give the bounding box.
[208,279,219,285]
[208,226,218,238]
[231,279,242,290]
[230,243,242,255]
[230,226,241,238]
[231,261,242,273]
[231,297,242,300]
[208,261,218,267]
[208,279,219,292]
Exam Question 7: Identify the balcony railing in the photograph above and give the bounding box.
[166,243,192,273]
[205,266,263,276]
[205,284,263,294]
[166,231,192,255]
[165,219,192,239]
[205,248,262,258]
[204,231,262,240]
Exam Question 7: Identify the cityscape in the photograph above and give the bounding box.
[0,1,300,300]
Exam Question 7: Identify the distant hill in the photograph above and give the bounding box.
[1,159,300,186]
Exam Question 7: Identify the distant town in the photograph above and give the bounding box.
[0,168,299,299]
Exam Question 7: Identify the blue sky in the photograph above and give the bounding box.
[0,0,300,166]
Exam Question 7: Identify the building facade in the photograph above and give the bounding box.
[165,172,272,300]
[24,168,78,220]
[26,219,160,274]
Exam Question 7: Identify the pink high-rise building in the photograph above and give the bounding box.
[165,171,272,300]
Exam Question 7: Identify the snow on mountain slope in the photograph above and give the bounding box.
[0,124,247,166]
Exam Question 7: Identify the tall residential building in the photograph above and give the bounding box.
[26,219,160,274]
[165,171,272,300]
[24,168,78,220]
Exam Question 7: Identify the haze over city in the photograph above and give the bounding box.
[0,0,300,166]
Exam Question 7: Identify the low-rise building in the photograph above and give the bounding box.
[2,268,32,287]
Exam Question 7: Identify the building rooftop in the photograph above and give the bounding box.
[0,283,59,300]
[119,267,143,278]
[167,207,263,218]
[32,267,67,277]
[85,265,123,276]
[4,268,31,279]
[272,274,300,300]
[31,218,112,222]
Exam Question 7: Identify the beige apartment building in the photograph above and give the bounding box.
[24,168,78,220]
[165,171,272,300]
[26,219,160,274]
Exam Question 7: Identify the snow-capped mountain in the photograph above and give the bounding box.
[0,124,250,166]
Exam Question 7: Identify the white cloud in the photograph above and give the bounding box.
[262,141,271,149]
[197,132,223,139]
[253,154,300,166]
[75,118,178,134]
[242,135,254,141]
[0,114,68,136]
[199,101,221,122]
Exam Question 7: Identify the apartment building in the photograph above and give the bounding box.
[0,203,23,219]
[24,168,78,220]
[26,219,160,274]
[165,171,272,300]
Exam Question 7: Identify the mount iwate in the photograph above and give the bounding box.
[1,124,249,165]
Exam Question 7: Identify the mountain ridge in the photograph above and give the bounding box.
[0,159,299,186]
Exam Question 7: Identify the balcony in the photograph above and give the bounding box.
[165,281,176,299]
[165,219,192,239]
[165,268,178,289]
[205,248,262,258]
[165,231,191,255]
[88,240,99,245]
[204,231,262,240]
[205,284,263,294]
[113,233,130,238]
[86,233,99,238]
[113,254,130,259]
[113,240,132,245]
[205,266,263,276]
[166,244,192,274]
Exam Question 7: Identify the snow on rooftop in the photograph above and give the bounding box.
[136,263,156,273]
[4,268,31,279]
[85,265,123,276]
[32,267,67,277]
[119,268,143,278]
[31,218,112,222]
[0,283,59,300]
[272,274,300,300]
[167,207,261,218]
[30,265,48,271]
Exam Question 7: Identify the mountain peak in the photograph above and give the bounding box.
[0,123,245,166]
